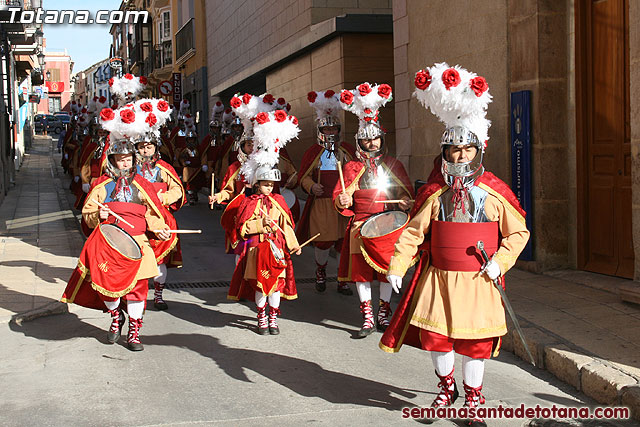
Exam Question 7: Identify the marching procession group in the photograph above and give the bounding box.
[56,63,529,426]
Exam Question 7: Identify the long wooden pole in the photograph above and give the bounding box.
[291,232,321,254]
[91,199,135,229]
[373,199,415,204]
[152,229,202,234]
[337,160,346,194]
[259,207,286,235]
[210,172,215,210]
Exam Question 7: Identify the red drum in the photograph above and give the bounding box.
[280,188,300,223]
[78,223,143,298]
[358,211,416,274]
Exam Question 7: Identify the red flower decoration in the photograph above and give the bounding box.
[325,90,335,98]
[71,101,76,105]
[224,108,231,114]
[230,96,242,109]
[81,108,87,113]
[120,109,136,124]
[274,110,287,123]
[100,108,115,122]
[140,102,153,112]
[108,78,114,87]
[98,96,107,104]
[262,94,275,104]
[358,83,372,96]
[364,108,372,114]
[255,112,270,124]
[242,93,252,104]
[157,100,169,112]
[139,76,148,85]
[111,104,118,110]
[442,68,461,90]
[277,97,286,105]
[145,113,157,127]
[377,84,392,99]
[124,73,134,80]
[414,69,431,90]
[216,101,222,106]
[93,96,99,101]
[340,90,354,105]
[307,91,318,103]
[470,76,489,97]
[364,116,372,122]
[291,116,298,125]
[286,103,291,112]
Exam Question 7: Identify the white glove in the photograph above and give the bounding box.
[82,183,90,193]
[387,274,403,294]
[202,165,208,172]
[185,160,191,165]
[64,153,69,159]
[481,259,501,281]
[74,176,80,183]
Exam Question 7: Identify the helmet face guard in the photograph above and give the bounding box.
[356,122,386,160]
[317,116,341,150]
[105,139,137,180]
[254,166,281,185]
[440,126,484,186]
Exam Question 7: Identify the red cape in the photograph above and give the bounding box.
[156,159,186,211]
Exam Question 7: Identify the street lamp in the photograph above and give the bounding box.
[46,70,51,81]
[37,51,45,69]
[35,28,43,47]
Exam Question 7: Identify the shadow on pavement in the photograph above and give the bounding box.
[0,260,74,284]
[144,332,418,410]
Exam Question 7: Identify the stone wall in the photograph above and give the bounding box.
[630,0,640,279]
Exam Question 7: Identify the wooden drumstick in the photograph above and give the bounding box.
[91,199,135,229]
[285,171,298,188]
[374,199,415,203]
[291,232,321,254]
[152,229,202,234]
[259,207,286,235]
[210,172,215,210]
[337,160,346,194]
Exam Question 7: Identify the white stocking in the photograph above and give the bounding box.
[127,300,144,320]
[154,263,167,284]
[255,291,267,308]
[235,255,240,266]
[462,356,485,388]
[314,247,330,266]
[267,292,281,309]
[379,282,393,302]
[104,299,120,311]
[431,350,455,377]
[356,281,372,302]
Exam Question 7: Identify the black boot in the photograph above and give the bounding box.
[106,308,125,344]
[127,317,144,351]
[357,300,375,338]
[315,262,327,292]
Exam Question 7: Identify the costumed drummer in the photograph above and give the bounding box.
[379,64,530,426]
[333,83,414,338]
[135,126,186,311]
[227,109,302,335]
[178,125,207,206]
[298,89,356,295]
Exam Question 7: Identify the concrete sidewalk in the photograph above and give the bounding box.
[1,136,640,421]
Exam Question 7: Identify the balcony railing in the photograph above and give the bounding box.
[153,40,172,70]
[175,18,194,63]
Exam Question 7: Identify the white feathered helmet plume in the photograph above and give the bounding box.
[239,110,300,185]
[308,89,342,147]
[413,62,492,186]
[108,73,148,103]
[77,107,90,128]
[229,92,290,151]
[339,82,392,142]
[179,99,190,119]
[70,100,81,116]
[87,95,109,120]
[98,98,173,141]
[221,107,235,135]
[210,101,225,127]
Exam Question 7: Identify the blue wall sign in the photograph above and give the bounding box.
[511,90,533,261]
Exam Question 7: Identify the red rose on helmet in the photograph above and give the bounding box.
[307,91,317,103]
[255,112,269,124]
[145,113,157,127]
[111,104,118,109]
[81,108,87,113]
[377,84,392,99]
[442,68,461,90]
[120,109,136,124]
[93,96,99,101]
[470,76,488,97]
[290,116,298,125]
[108,78,114,86]
[100,108,115,122]
[274,110,287,123]
[224,108,231,114]
[277,97,286,105]
[358,83,372,96]
[262,94,275,104]
[140,102,153,112]
[340,90,354,105]
[124,73,134,80]
[216,101,222,106]
[230,96,242,109]
[139,76,148,85]
[324,90,335,98]
[157,100,169,112]
[242,93,252,104]
[98,96,107,104]
[286,103,291,112]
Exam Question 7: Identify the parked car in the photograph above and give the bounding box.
[55,113,71,125]
[34,114,64,134]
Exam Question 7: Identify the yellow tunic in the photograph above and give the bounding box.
[387,187,529,339]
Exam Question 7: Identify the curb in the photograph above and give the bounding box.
[502,319,640,421]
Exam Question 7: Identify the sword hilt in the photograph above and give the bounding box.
[476,240,490,264]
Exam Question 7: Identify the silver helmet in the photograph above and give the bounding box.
[105,139,137,179]
[134,135,159,165]
[440,125,484,187]
[317,116,341,150]
[254,165,281,185]
[355,121,386,161]
[230,117,244,140]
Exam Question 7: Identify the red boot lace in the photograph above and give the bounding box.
[127,318,143,344]
[432,369,458,407]
[359,300,375,329]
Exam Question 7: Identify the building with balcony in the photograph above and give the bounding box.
[37,50,73,114]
